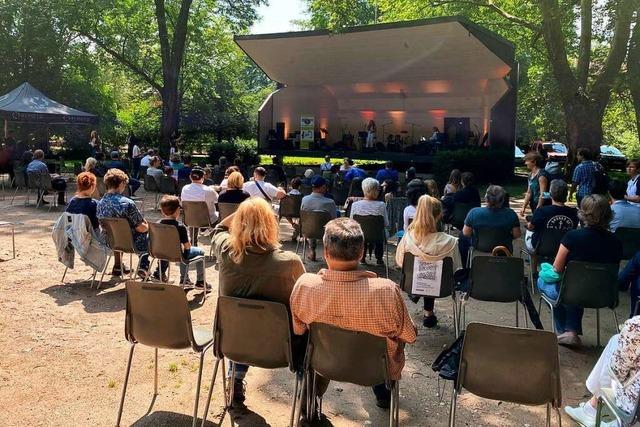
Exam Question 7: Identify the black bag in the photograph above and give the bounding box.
[592,163,609,195]
[431,331,465,381]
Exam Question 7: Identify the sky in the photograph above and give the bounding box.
[250,0,307,34]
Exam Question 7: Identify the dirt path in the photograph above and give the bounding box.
[0,191,627,426]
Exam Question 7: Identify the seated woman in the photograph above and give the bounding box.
[211,197,305,404]
[396,195,461,328]
[349,178,389,266]
[217,171,250,204]
[217,165,241,193]
[96,168,150,278]
[146,156,163,184]
[83,157,102,178]
[537,194,623,346]
[444,169,461,196]
[404,179,427,230]
[424,179,440,199]
[565,315,640,427]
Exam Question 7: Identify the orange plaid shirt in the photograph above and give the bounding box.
[290,269,417,380]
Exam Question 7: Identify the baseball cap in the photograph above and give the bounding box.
[311,176,327,187]
[190,166,205,179]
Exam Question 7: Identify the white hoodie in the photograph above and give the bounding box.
[396,230,462,271]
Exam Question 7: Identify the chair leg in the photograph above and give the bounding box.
[10,186,19,205]
[301,239,307,265]
[595,397,604,426]
[389,381,395,427]
[115,343,136,427]
[612,309,620,333]
[555,407,562,427]
[97,254,112,290]
[200,258,207,304]
[385,242,390,279]
[292,371,305,427]
[201,356,221,427]
[191,351,206,427]
[452,294,459,338]
[516,302,519,328]
[546,403,551,427]
[221,360,229,408]
[448,388,457,427]
[596,309,601,347]
[61,267,68,283]
[288,371,302,427]
[228,361,236,409]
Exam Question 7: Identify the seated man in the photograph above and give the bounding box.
[301,176,337,261]
[243,166,286,201]
[26,149,67,205]
[290,218,417,409]
[375,161,399,183]
[177,154,193,181]
[461,185,521,264]
[525,179,578,252]
[104,150,141,195]
[180,167,218,245]
[343,159,367,183]
[609,180,640,232]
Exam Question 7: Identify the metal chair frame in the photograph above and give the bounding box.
[142,175,160,211]
[98,218,148,289]
[9,166,28,205]
[296,210,332,265]
[467,227,514,267]
[353,214,390,278]
[595,386,640,427]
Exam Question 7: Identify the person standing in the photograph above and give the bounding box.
[365,120,376,149]
[625,159,640,205]
[128,132,142,179]
[320,155,332,172]
[520,152,549,215]
[571,148,605,206]
[89,130,101,157]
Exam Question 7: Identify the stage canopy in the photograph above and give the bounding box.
[0,82,98,125]
[236,16,517,151]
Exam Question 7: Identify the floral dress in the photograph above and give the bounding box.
[611,316,640,414]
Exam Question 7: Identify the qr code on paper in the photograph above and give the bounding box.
[417,262,437,281]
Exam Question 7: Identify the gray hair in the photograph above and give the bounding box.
[322,218,364,262]
[549,179,568,203]
[84,157,97,171]
[485,185,506,208]
[578,194,612,228]
[361,177,380,199]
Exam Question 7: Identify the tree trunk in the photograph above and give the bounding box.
[564,99,604,167]
[629,16,640,143]
[160,84,179,155]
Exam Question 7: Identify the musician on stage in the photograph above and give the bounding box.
[365,120,376,148]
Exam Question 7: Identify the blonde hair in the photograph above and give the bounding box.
[84,157,97,172]
[228,198,280,263]
[227,171,244,190]
[407,195,442,241]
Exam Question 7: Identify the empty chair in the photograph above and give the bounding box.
[115,281,214,427]
[38,172,61,210]
[142,175,160,211]
[147,222,207,301]
[10,166,28,205]
[217,202,240,221]
[539,261,620,346]
[614,227,640,261]
[521,229,568,293]
[200,296,304,427]
[299,184,312,196]
[158,175,178,195]
[347,177,364,198]
[449,322,562,426]
[99,218,148,288]
[182,200,215,245]
[279,194,302,221]
[300,323,400,427]
[353,214,390,278]
[296,210,332,264]
[400,254,458,336]
[26,171,42,206]
[460,256,527,330]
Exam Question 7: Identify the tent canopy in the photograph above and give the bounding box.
[235,17,517,149]
[0,82,98,125]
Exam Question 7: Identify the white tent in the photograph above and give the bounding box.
[236,17,517,153]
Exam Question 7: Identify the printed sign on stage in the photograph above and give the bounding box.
[411,258,443,297]
[300,115,314,149]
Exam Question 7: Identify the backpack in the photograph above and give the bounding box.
[592,163,609,195]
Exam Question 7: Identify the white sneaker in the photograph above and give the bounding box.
[565,403,595,427]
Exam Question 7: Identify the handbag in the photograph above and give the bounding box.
[431,331,465,381]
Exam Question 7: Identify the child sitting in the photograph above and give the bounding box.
[155,195,209,290]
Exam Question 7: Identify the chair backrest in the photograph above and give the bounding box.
[100,217,138,253]
[332,181,350,206]
[300,210,332,240]
[177,178,190,194]
[13,167,26,187]
[139,166,148,179]
[307,323,389,386]
[614,227,640,260]
[39,172,53,190]
[143,174,158,192]
[469,256,524,302]
[214,296,294,370]
[457,322,561,408]
[450,202,475,229]
[27,171,42,190]
[182,201,213,228]
[148,222,184,262]
[535,228,568,258]
[279,194,302,219]
[474,227,514,253]
[400,253,454,298]
[218,202,240,221]
[353,214,386,242]
[300,184,312,196]
[559,261,619,309]
[158,175,177,195]
[348,177,364,198]
[125,281,194,349]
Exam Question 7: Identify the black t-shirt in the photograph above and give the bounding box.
[561,227,622,264]
[218,189,250,204]
[159,218,190,255]
[66,196,99,230]
[453,185,481,207]
[530,204,578,247]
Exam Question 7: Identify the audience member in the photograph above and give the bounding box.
[181,166,218,224]
[155,195,208,289]
[619,251,640,318]
[609,180,640,232]
[301,176,337,261]
[288,177,302,196]
[453,172,481,206]
[349,178,389,265]
[177,154,193,180]
[571,148,604,206]
[163,166,176,183]
[96,168,149,278]
[564,315,640,426]
[525,179,578,252]
[625,159,640,204]
[146,156,163,183]
[537,194,622,346]
[344,159,367,182]
[290,218,416,409]
[169,154,184,172]
[203,167,214,186]
[217,171,250,204]
[26,149,67,205]
[340,157,351,172]
[211,198,305,404]
[396,195,461,328]
[218,166,241,192]
[381,179,399,203]
[404,179,427,230]
[444,169,461,195]
[105,150,140,195]
[84,157,102,178]
[376,161,399,183]
[520,152,549,215]
[140,149,154,168]
[66,172,100,232]
[243,167,286,201]
[405,166,417,182]
[302,169,314,186]
[424,179,440,199]
[320,155,332,172]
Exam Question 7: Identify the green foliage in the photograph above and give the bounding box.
[297,0,376,30]
[207,139,261,166]
[432,148,514,184]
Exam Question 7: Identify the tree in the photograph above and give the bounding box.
[67,0,264,150]
[628,14,640,143]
